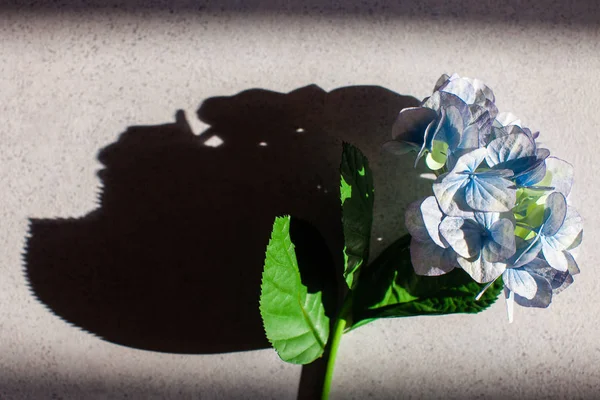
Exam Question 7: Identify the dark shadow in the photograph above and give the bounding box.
[23,84,430,395]
[3,0,600,27]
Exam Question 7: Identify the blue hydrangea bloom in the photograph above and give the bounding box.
[404,196,458,276]
[485,128,549,188]
[395,74,583,322]
[439,211,516,283]
[385,74,497,169]
[501,237,579,321]
[433,148,516,215]
[538,192,583,272]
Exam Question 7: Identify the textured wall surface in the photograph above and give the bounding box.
[1,1,599,399]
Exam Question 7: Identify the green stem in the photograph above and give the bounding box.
[321,295,352,400]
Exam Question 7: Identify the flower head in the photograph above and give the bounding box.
[385,74,498,170]
[394,74,583,322]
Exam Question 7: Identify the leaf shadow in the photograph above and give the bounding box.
[23,84,431,397]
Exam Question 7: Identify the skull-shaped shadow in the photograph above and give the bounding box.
[24,85,426,359]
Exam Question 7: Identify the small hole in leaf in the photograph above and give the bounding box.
[204,135,224,147]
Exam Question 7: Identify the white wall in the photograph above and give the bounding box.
[1,2,598,399]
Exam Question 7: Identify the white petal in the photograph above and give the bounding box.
[450,148,487,173]
[540,157,574,198]
[542,192,567,237]
[405,199,430,242]
[541,238,569,272]
[432,172,470,216]
[410,238,455,276]
[510,238,542,268]
[457,253,506,283]
[420,196,446,248]
[494,112,521,128]
[433,73,451,92]
[465,173,516,212]
[392,107,438,141]
[548,206,583,250]
[483,219,516,262]
[439,217,482,259]
[503,268,537,300]
[485,132,535,167]
[442,78,476,104]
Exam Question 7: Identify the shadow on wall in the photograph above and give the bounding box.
[23,85,432,397]
[3,0,600,27]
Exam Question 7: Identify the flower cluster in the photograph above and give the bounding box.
[390,74,583,321]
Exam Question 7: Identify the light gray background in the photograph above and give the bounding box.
[1,1,599,399]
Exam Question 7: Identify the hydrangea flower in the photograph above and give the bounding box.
[439,211,515,283]
[501,235,580,321]
[485,127,549,189]
[538,192,583,271]
[432,148,516,215]
[405,196,457,276]
[392,73,583,321]
[385,74,498,170]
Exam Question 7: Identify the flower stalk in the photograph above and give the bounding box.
[321,294,353,400]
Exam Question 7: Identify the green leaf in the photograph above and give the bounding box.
[351,234,503,330]
[340,143,374,289]
[260,216,330,364]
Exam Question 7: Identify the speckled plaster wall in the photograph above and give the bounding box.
[1,2,599,399]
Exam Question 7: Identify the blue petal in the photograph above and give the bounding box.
[512,271,553,308]
[483,219,516,262]
[391,106,438,143]
[457,253,506,283]
[410,237,456,276]
[503,268,537,299]
[551,271,574,295]
[536,148,551,159]
[509,237,542,268]
[485,133,535,169]
[515,158,547,187]
[539,157,574,197]
[435,105,463,151]
[542,192,567,236]
[422,91,471,118]
[465,172,516,212]
[405,199,431,242]
[544,206,583,250]
[432,172,471,216]
[541,238,569,272]
[524,256,578,295]
[457,123,480,151]
[474,212,500,230]
[441,77,476,104]
[451,147,487,173]
[433,73,451,92]
[445,148,474,171]
[439,216,482,259]
[415,118,439,167]
[493,112,521,128]
[420,196,447,248]
[405,197,446,248]
[565,250,580,275]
